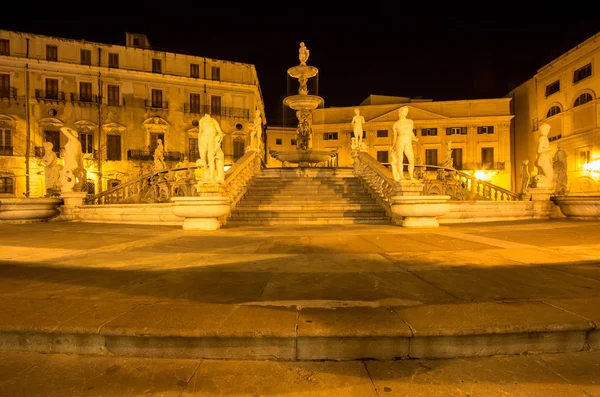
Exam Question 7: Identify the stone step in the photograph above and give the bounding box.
[229,210,388,218]
[241,192,375,199]
[1,298,593,361]
[248,185,366,191]
[238,198,378,205]
[234,204,384,211]
[226,216,391,225]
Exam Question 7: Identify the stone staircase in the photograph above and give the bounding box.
[227,168,391,225]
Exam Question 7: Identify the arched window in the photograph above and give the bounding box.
[574,92,593,107]
[546,105,562,118]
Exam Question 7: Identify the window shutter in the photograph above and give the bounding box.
[461,127,467,135]
[446,128,451,135]
[489,126,494,134]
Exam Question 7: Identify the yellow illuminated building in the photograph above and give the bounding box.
[0,30,265,198]
[510,32,600,193]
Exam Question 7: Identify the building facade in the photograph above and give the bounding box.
[510,32,600,194]
[267,95,514,190]
[0,30,265,198]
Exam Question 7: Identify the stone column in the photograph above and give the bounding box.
[529,187,555,219]
[59,191,87,221]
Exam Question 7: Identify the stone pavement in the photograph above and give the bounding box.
[0,350,599,396]
[0,219,599,361]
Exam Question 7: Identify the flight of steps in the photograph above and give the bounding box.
[227,168,391,226]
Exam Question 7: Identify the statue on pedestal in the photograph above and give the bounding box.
[249,109,263,151]
[534,123,554,188]
[520,159,531,195]
[299,42,309,65]
[391,106,418,181]
[351,108,365,151]
[196,114,225,184]
[153,138,166,171]
[553,142,568,195]
[42,141,62,195]
[59,127,86,192]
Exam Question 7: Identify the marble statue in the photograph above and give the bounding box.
[553,142,568,195]
[391,106,418,181]
[250,109,263,151]
[520,159,531,195]
[214,134,225,183]
[175,156,191,181]
[42,141,62,194]
[197,113,225,183]
[298,75,308,95]
[59,127,86,192]
[534,123,554,188]
[351,108,365,151]
[296,110,312,150]
[444,141,453,168]
[153,138,166,171]
[299,42,309,65]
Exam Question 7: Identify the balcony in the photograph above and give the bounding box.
[145,100,169,111]
[0,87,17,100]
[71,93,100,106]
[0,146,13,156]
[35,89,66,104]
[127,149,182,162]
[184,104,250,120]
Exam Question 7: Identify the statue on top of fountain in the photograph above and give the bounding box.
[299,42,310,66]
[351,108,366,151]
[196,113,225,184]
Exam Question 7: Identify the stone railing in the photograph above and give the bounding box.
[352,151,399,214]
[223,150,262,211]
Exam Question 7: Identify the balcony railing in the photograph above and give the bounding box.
[127,149,183,162]
[35,89,66,103]
[0,87,17,100]
[145,100,169,110]
[184,103,250,120]
[0,146,13,156]
[70,93,100,105]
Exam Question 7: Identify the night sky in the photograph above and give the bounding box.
[4,15,600,125]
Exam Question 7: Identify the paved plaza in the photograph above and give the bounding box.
[0,219,599,394]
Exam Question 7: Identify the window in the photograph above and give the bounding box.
[149,133,164,152]
[79,81,92,102]
[547,105,562,118]
[0,74,9,97]
[323,132,338,140]
[151,89,163,108]
[451,148,463,170]
[190,63,200,78]
[106,135,121,161]
[0,39,9,56]
[211,66,220,81]
[189,93,200,113]
[421,128,438,136]
[425,149,438,166]
[85,180,95,195]
[0,177,14,194]
[275,138,282,145]
[79,133,93,154]
[291,139,297,145]
[573,63,592,83]
[44,130,60,154]
[233,137,245,161]
[446,127,467,135]
[376,130,388,138]
[477,126,494,134]
[574,93,593,107]
[45,78,59,99]
[107,84,119,106]
[108,53,119,68]
[481,147,494,169]
[46,45,57,61]
[211,95,221,116]
[545,80,560,97]
[80,49,91,66]
[579,149,591,169]
[377,150,389,163]
[0,126,12,155]
[152,58,162,73]
[188,138,199,161]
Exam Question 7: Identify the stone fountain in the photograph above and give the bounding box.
[270,42,337,167]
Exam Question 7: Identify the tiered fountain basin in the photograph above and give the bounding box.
[551,195,600,220]
[391,195,451,227]
[287,65,318,79]
[171,196,231,231]
[269,149,337,167]
[0,197,63,223]
[283,95,323,110]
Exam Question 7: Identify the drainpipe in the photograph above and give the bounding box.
[97,48,103,193]
[24,38,31,197]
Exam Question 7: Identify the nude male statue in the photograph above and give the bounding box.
[351,108,365,150]
[197,113,224,182]
[391,106,418,181]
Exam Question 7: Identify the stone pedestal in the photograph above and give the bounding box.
[59,191,87,221]
[529,187,555,219]
[393,180,425,196]
[171,183,231,231]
